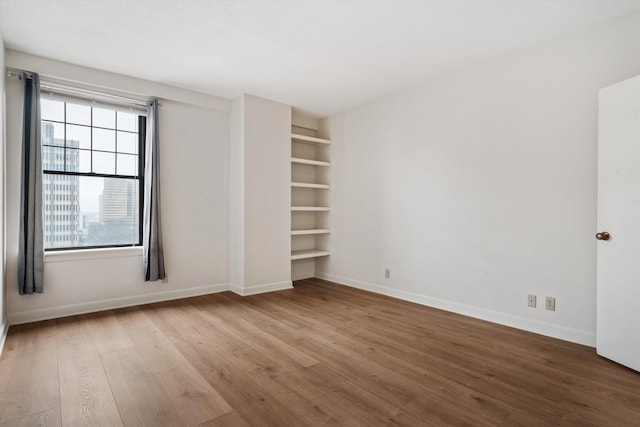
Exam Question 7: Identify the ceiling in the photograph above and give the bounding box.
[2,0,640,117]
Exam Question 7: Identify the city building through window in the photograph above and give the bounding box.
[41,97,146,250]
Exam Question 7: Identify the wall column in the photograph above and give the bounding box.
[230,94,291,295]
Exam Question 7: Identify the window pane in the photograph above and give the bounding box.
[66,124,91,150]
[42,121,64,146]
[42,146,65,171]
[93,128,115,152]
[42,173,80,249]
[41,99,64,122]
[41,98,143,251]
[93,108,115,129]
[67,149,91,173]
[92,177,139,246]
[117,153,137,176]
[66,149,79,173]
[117,131,137,154]
[93,151,115,174]
[117,111,138,132]
[66,103,91,126]
[43,176,139,249]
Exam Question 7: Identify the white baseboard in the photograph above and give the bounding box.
[230,280,293,296]
[7,282,230,325]
[316,272,596,347]
[0,319,8,357]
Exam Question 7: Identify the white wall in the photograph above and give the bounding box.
[319,11,640,346]
[230,94,292,295]
[244,95,291,289]
[229,95,245,290]
[5,51,232,324]
[0,32,7,348]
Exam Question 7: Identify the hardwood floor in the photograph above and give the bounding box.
[1,278,639,426]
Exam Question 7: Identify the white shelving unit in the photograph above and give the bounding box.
[291,206,330,212]
[291,182,330,189]
[291,134,331,145]
[291,249,331,261]
[290,131,330,277]
[291,157,330,167]
[291,229,330,235]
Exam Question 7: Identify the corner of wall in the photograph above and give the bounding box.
[0,27,7,354]
[230,280,293,296]
[229,95,246,289]
[292,108,320,131]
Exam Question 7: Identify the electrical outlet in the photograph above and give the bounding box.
[384,268,390,279]
[527,294,537,308]
[545,296,556,311]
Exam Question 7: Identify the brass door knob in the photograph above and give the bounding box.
[596,232,611,241]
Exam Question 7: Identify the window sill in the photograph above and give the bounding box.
[44,246,143,263]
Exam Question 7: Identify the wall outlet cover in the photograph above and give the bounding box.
[545,296,556,311]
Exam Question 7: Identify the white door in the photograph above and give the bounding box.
[597,75,640,372]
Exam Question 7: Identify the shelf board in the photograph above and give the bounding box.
[291,157,330,167]
[291,249,330,260]
[291,229,330,235]
[291,133,331,145]
[291,206,330,212]
[291,182,330,189]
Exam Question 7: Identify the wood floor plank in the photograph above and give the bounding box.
[0,407,61,427]
[287,283,637,425]
[288,363,424,427]
[222,292,428,407]
[55,316,123,427]
[102,324,232,427]
[0,321,59,361]
[99,346,185,427]
[168,327,307,426]
[87,311,134,355]
[316,292,640,424]
[197,411,252,427]
[0,358,10,405]
[2,278,640,426]
[192,294,319,369]
[111,306,153,330]
[231,292,523,425]
[243,365,343,426]
[126,324,233,421]
[133,307,287,380]
[0,346,60,424]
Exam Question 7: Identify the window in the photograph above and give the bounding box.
[41,97,146,250]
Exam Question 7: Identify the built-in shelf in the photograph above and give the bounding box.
[290,131,331,268]
[291,206,330,212]
[291,133,331,145]
[291,229,331,236]
[291,157,330,167]
[291,249,331,261]
[291,182,330,189]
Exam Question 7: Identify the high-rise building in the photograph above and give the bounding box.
[97,178,139,245]
[42,122,81,248]
[99,179,138,222]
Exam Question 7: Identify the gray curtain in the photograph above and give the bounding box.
[143,98,165,281]
[18,73,44,294]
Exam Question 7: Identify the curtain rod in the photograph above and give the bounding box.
[6,67,34,80]
[41,81,149,109]
[5,66,156,108]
